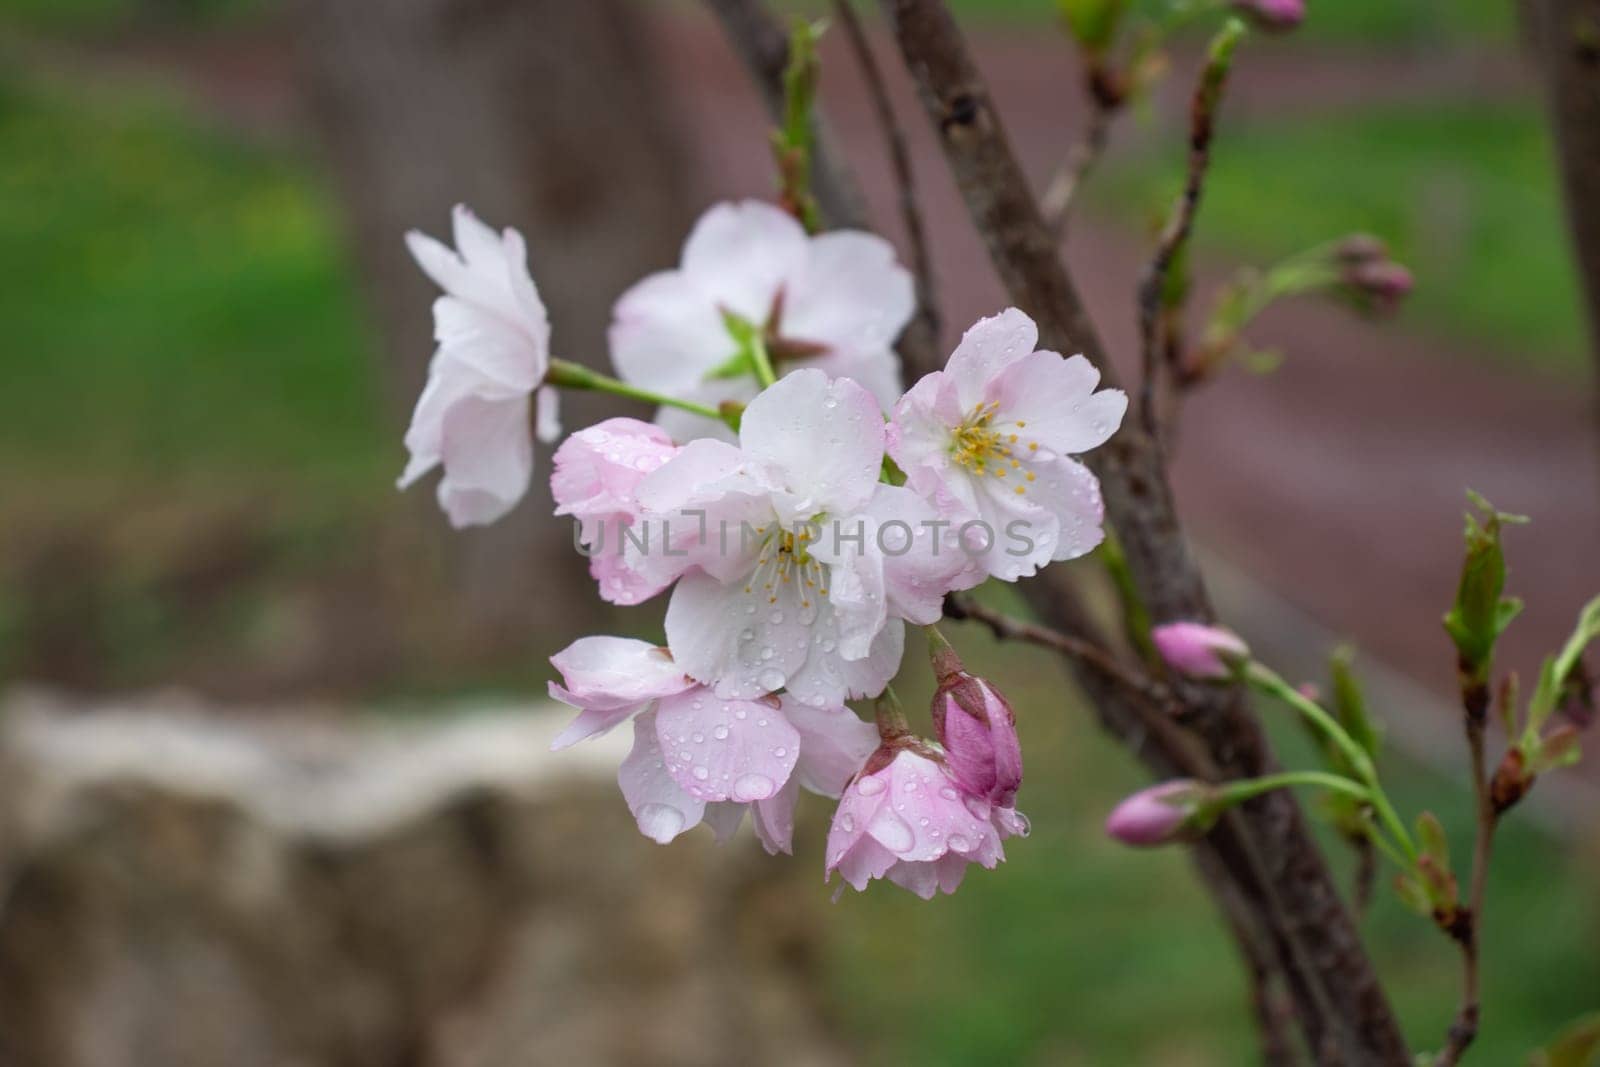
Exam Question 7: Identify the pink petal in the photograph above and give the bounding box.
[680,200,808,323]
[944,308,1038,409]
[989,350,1126,457]
[618,710,706,844]
[739,370,885,520]
[654,690,801,804]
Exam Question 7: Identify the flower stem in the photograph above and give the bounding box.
[748,332,778,388]
[545,358,733,426]
[1246,662,1418,863]
[1216,770,1370,807]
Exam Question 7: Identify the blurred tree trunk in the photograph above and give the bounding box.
[1527,1,1600,407]
[296,0,695,659]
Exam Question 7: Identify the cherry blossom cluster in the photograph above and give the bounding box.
[396,200,1126,897]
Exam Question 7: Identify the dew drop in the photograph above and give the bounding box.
[732,772,776,801]
[713,725,730,740]
[856,775,886,796]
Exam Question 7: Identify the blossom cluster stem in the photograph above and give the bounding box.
[1217,770,1370,808]
[1245,662,1417,866]
[544,358,734,426]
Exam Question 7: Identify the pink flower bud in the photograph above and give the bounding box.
[1104,780,1214,847]
[1151,622,1250,680]
[1232,0,1305,31]
[931,645,1023,807]
[1345,260,1414,314]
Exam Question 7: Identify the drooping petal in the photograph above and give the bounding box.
[434,390,533,527]
[739,370,885,521]
[752,775,800,854]
[654,690,801,804]
[781,699,877,796]
[549,636,694,715]
[618,710,706,844]
[702,801,747,844]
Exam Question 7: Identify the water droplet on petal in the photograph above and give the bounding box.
[732,772,776,801]
[856,775,885,796]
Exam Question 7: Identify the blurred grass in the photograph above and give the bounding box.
[828,610,1600,1064]
[0,74,386,491]
[1095,103,1588,373]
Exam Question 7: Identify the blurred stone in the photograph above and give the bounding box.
[0,691,850,1067]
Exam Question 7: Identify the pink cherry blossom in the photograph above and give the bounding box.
[887,308,1126,581]
[825,747,1008,899]
[551,418,680,605]
[1151,622,1251,680]
[632,370,976,707]
[399,205,559,527]
[608,200,913,441]
[620,694,877,851]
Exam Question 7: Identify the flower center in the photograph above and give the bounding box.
[743,523,829,607]
[950,402,1036,496]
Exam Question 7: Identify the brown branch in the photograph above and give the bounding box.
[943,593,1178,714]
[873,2,1410,1061]
[832,0,941,353]
[1135,20,1241,434]
[1526,0,1600,463]
[1039,62,1124,236]
[703,0,872,231]
[1434,696,1497,1066]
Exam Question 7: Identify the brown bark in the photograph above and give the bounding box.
[1530,0,1600,413]
[296,0,696,659]
[873,2,1411,1061]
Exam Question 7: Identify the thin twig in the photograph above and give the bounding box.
[944,593,1179,715]
[1434,701,1496,1066]
[1039,63,1124,236]
[1135,20,1243,435]
[1351,834,1376,920]
[703,0,872,230]
[832,0,940,349]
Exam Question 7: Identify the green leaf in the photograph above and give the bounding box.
[1330,645,1383,759]
[1526,595,1600,737]
[1442,491,1527,681]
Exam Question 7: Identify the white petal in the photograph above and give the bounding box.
[664,571,811,700]
[781,698,877,797]
[535,386,562,444]
[680,200,807,323]
[609,269,733,396]
[434,390,533,527]
[945,308,1039,409]
[783,230,914,353]
[990,350,1127,456]
[784,617,904,708]
[739,369,884,520]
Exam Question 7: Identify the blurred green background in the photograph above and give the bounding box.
[1,0,1594,1063]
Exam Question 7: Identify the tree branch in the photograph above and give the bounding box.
[943,593,1179,714]
[873,1,1410,1060]
[1433,692,1497,1065]
[1527,0,1600,459]
[832,0,941,353]
[1136,19,1241,434]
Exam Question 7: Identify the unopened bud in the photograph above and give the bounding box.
[1105,780,1217,846]
[1151,622,1250,681]
[1231,0,1305,32]
[931,637,1023,807]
